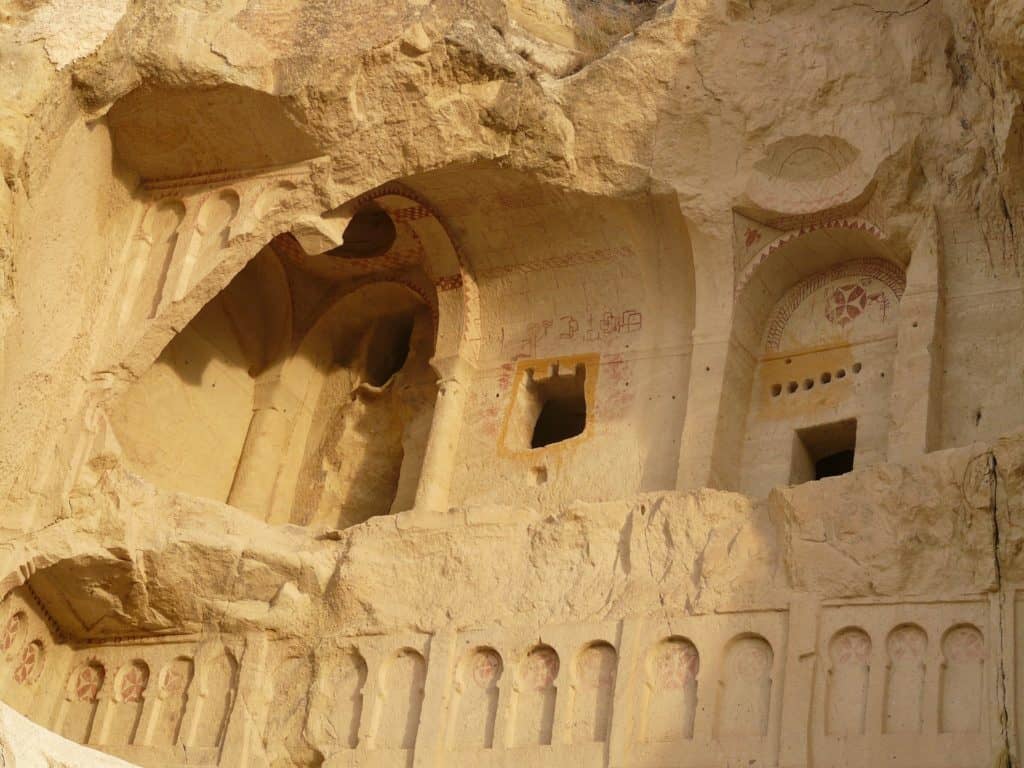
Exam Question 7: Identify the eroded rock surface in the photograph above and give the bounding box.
[0,0,1022,766]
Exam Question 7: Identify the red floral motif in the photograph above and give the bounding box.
[656,642,699,690]
[945,626,985,663]
[745,227,762,247]
[832,630,871,665]
[471,650,502,689]
[74,665,104,701]
[13,641,42,685]
[825,283,868,326]
[119,665,149,703]
[0,614,23,655]
[523,648,559,690]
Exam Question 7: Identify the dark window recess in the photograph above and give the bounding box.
[531,393,587,448]
[362,314,414,386]
[331,205,397,259]
[791,418,857,485]
[815,449,855,480]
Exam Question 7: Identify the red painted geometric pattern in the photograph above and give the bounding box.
[74,664,104,701]
[825,283,868,326]
[13,641,42,685]
[764,257,905,352]
[119,663,149,703]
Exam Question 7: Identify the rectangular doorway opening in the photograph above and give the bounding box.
[790,418,857,485]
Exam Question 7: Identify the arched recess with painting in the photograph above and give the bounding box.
[724,222,918,497]
[105,183,480,527]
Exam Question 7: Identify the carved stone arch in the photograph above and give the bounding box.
[571,641,617,744]
[448,646,503,750]
[639,636,700,744]
[102,176,479,523]
[189,645,239,749]
[342,181,482,366]
[108,659,150,745]
[374,646,426,750]
[715,633,774,739]
[727,220,915,496]
[883,623,927,734]
[57,660,105,744]
[512,645,559,747]
[246,276,439,526]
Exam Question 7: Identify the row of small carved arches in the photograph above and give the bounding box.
[638,634,775,744]
[60,651,238,749]
[825,622,986,738]
[828,622,985,666]
[141,179,298,244]
[457,641,615,692]
[0,612,45,686]
[66,650,238,703]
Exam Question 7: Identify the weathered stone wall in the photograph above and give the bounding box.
[0,0,1022,766]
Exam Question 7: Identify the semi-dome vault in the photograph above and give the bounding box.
[0,0,1022,767]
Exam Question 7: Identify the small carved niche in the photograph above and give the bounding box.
[192,650,238,748]
[826,628,871,736]
[376,649,426,750]
[0,612,26,662]
[153,657,194,747]
[939,624,985,734]
[572,642,617,744]
[108,660,150,745]
[715,635,773,739]
[791,418,857,484]
[12,639,44,686]
[501,355,599,453]
[883,624,927,735]
[60,662,105,744]
[512,646,559,747]
[332,650,368,749]
[449,647,503,750]
[640,637,699,743]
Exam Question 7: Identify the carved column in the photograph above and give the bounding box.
[410,354,473,518]
[674,226,740,491]
[227,372,296,522]
[888,210,943,462]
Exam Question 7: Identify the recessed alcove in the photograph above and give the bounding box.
[105,197,448,529]
[728,224,908,496]
[791,419,858,484]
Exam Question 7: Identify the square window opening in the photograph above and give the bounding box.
[502,358,594,452]
[790,418,857,485]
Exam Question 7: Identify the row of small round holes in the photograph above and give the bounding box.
[771,362,862,397]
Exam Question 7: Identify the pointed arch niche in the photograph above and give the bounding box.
[729,223,915,497]
[106,184,479,526]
